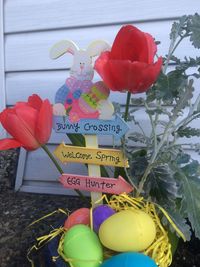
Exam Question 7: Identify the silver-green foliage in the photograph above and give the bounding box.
[125,14,200,240]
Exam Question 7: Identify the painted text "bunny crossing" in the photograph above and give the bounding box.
[53,115,129,139]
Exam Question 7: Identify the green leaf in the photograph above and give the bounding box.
[170,15,187,41]
[175,164,200,239]
[176,56,200,73]
[188,13,200,48]
[147,70,188,103]
[177,126,200,138]
[146,164,180,204]
[127,150,148,187]
[171,79,194,117]
[168,229,180,255]
[163,207,191,241]
[176,152,191,165]
[146,108,163,116]
[131,97,145,106]
[181,160,200,176]
[185,177,200,236]
[67,133,86,147]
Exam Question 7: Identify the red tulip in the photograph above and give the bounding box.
[0,94,52,151]
[94,25,162,93]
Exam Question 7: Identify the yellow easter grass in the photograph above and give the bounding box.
[57,194,185,267]
[92,193,185,267]
[27,194,185,267]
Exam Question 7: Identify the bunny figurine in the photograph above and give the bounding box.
[50,40,114,122]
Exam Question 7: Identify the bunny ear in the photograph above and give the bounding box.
[87,40,111,57]
[49,40,79,59]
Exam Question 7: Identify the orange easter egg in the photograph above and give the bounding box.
[64,208,90,230]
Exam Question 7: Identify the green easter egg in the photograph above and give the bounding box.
[63,224,103,267]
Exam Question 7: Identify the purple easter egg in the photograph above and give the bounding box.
[93,205,115,232]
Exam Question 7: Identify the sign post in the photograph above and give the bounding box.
[85,135,103,206]
[50,39,132,207]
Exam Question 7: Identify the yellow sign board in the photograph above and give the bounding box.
[54,143,129,167]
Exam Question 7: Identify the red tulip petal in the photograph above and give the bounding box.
[0,138,22,150]
[28,94,43,111]
[15,102,29,108]
[108,60,136,91]
[95,55,162,93]
[1,110,39,150]
[15,106,38,136]
[144,33,157,64]
[95,51,117,89]
[110,25,149,63]
[35,99,52,144]
[0,108,12,125]
[125,57,162,93]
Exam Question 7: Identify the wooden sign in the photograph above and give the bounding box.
[60,174,133,194]
[54,143,129,167]
[53,115,129,140]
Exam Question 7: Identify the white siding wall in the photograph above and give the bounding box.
[0,0,5,138]
[1,0,200,194]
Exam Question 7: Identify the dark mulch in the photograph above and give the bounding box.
[0,149,200,267]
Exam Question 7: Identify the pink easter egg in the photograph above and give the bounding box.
[64,208,90,230]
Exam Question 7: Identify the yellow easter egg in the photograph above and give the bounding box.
[99,209,156,252]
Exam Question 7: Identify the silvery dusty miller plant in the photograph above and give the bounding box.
[123,14,200,241]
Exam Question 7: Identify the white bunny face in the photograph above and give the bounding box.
[50,40,111,81]
[70,50,94,81]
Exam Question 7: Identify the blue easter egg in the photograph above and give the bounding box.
[100,252,157,267]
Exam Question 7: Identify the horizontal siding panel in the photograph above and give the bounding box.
[24,145,88,181]
[20,183,89,196]
[5,21,197,72]
[5,71,130,105]
[5,68,200,106]
[4,0,199,33]
[0,0,6,137]
[48,134,120,147]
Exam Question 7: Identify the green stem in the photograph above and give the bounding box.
[124,91,131,122]
[174,112,200,132]
[41,144,86,200]
[114,91,131,180]
[163,35,185,74]
[42,144,64,174]
[145,102,157,151]
[137,118,175,196]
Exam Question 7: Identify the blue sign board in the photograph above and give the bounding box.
[53,115,129,139]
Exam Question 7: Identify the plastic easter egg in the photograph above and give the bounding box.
[64,208,90,230]
[93,205,115,232]
[99,209,156,252]
[79,81,110,113]
[91,81,110,101]
[63,224,103,267]
[100,252,157,267]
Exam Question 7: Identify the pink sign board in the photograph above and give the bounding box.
[59,174,133,194]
